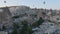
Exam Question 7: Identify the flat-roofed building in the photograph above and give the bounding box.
[0,31,8,34]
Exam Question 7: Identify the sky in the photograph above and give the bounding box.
[0,0,60,9]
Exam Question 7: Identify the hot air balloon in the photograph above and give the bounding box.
[4,1,6,3]
[43,1,45,4]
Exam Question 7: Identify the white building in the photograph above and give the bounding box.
[0,31,8,34]
[33,21,57,34]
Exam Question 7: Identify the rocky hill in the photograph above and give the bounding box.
[0,6,60,34]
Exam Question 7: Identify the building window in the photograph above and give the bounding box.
[45,33,48,34]
[50,24,53,26]
[0,9,3,12]
[56,18,59,20]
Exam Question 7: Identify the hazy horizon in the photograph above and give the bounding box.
[0,0,60,10]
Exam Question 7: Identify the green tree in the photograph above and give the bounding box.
[13,23,20,29]
[12,16,33,34]
[28,26,32,34]
[32,17,44,27]
[12,15,20,19]
[12,29,17,34]
[37,17,44,26]
[20,20,28,34]
[20,20,32,34]
[2,25,6,31]
[11,23,19,34]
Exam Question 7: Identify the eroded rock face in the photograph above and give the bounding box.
[0,7,12,29]
[9,6,30,16]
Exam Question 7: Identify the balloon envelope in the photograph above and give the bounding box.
[4,1,6,3]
